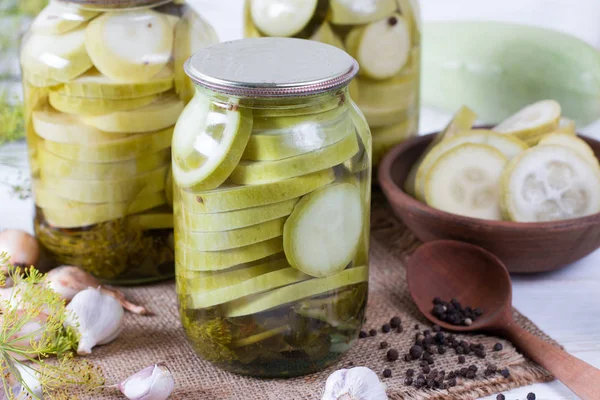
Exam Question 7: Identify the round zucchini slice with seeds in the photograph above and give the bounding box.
[493,100,561,139]
[250,0,327,38]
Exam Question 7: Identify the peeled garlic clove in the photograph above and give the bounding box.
[321,367,388,400]
[0,229,40,269]
[118,363,175,400]
[66,287,124,355]
[46,266,148,315]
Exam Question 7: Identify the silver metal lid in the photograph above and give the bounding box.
[185,38,359,98]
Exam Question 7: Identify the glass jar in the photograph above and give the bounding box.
[244,0,421,165]
[19,0,217,283]
[175,38,371,377]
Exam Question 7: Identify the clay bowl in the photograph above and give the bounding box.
[378,132,600,274]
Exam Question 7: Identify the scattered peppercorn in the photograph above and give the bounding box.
[404,377,413,386]
[496,395,505,400]
[527,393,536,400]
[458,355,466,364]
[358,330,368,339]
[409,345,424,360]
[380,341,388,349]
[421,365,431,374]
[500,368,510,378]
[437,345,446,355]
[414,324,420,330]
[390,316,402,328]
[396,325,404,333]
[466,370,476,379]
[382,324,391,333]
[369,329,377,337]
[447,377,457,387]
[431,297,484,326]
[387,349,399,362]
[383,369,392,378]
[494,343,503,352]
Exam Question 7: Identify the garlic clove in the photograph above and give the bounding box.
[0,229,40,269]
[66,287,124,355]
[46,266,149,315]
[321,367,388,400]
[118,363,175,400]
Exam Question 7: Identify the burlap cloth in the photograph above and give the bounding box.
[77,192,555,399]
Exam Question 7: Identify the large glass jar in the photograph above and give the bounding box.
[244,0,421,165]
[19,0,217,283]
[175,38,371,377]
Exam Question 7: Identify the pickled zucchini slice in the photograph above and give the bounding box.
[179,168,335,213]
[189,266,310,309]
[130,210,174,230]
[359,103,415,128]
[41,166,168,203]
[250,0,326,38]
[56,68,173,99]
[165,167,174,207]
[501,145,600,222]
[176,199,297,232]
[284,183,363,277]
[223,266,368,317]
[21,28,93,82]
[538,133,599,167]
[425,144,507,220]
[36,188,167,228]
[49,91,158,115]
[31,2,99,34]
[330,0,396,25]
[39,148,171,180]
[405,105,477,195]
[415,130,528,201]
[355,74,418,111]
[176,237,284,271]
[33,108,133,144]
[230,133,358,185]
[173,10,218,103]
[83,94,184,133]
[177,217,286,251]
[85,10,173,82]
[22,70,62,88]
[556,117,576,135]
[243,108,353,161]
[348,14,411,80]
[493,100,561,138]
[172,97,253,189]
[43,126,173,162]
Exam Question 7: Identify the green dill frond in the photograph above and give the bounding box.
[0,91,25,145]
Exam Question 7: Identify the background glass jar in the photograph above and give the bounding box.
[175,38,371,377]
[244,0,421,165]
[19,0,217,283]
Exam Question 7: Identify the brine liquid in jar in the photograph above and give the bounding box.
[20,0,218,283]
[175,38,371,377]
[245,0,421,165]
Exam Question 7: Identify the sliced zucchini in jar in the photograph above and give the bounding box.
[165,167,174,207]
[501,145,600,222]
[31,2,99,34]
[230,133,358,185]
[176,198,297,232]
[56,68,173,99]
[21,28,93,82]
[49,91,158,115]
[223,266,368,317]
[250,0,327,38]
[415,130,528,201]
[176,217,286,252]
[425,144,508,220]
[129,209,174,230]
[538,133,599,167]
[556,117,576,135]
[172,96,253,189]
[176,237,284,271]
[85,10,173,82]
[284,183,363,277]
[43,126,173,162]
[355,73,418,111]
[330,0,397,25]
[347,14,411,80]
[493,100,561,138]
[83,94,184,133]
[22,70,62,88]
[309,22,344,49]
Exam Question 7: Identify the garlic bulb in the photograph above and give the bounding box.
[46,266,148,315]
[0,229,40,269]
[322,367,388,400]
[66,287,124,355]
[118,363,175,400]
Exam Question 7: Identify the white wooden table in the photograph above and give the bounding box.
[1,1,598,398]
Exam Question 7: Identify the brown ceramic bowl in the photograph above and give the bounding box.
[378,132,600,274]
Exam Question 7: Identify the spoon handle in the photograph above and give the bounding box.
[505,324,600,400]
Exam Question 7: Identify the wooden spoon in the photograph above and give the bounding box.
[406,240,600,400]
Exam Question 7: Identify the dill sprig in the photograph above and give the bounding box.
[0,91,25,145]
[0,252,104,399]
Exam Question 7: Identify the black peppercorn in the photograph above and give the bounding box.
[383,369,392,378]
[468,365,478,372]
[358,330,368,339]
[421,365,431,374]
[527,393,536,400]
[404,377,413,386]
[448,377,457,387]
[369,329,377,337]
[494,343,503,352]
[382,324,391,333]
[409,345,424,360]
[466,370,476,379]
[406,368,415,377]
[458,355,466,364]
[496,395,506,400]
[380,341,388,349]
[387,348,399,362]
[500,368,510,378]
[390,316,402,328]
[438,346,446,355]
